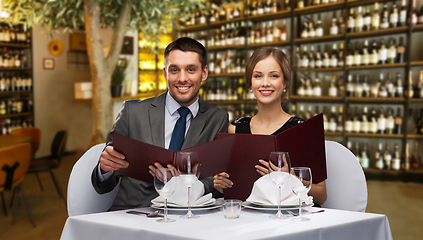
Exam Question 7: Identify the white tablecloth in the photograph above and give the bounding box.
[60,207,392,240]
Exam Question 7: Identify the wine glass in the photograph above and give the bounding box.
[154,168,177,222]
[175,152,201,219]
[291,167,312,222]
[268,152,291,219]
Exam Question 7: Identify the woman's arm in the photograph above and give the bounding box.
[309,181,327,206]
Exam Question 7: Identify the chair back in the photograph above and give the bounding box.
[0,143,31,191]
[51,131,68,165]
[321,141,368,212]
[67,143,120,217]
[10,128,41,156]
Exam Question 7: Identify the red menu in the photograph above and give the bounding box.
[114,114,326,201]
[217,113,327,201]
[113,133,235,183]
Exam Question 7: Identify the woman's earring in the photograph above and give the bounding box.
[283,88,286,92]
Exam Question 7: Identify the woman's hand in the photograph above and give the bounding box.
[213,172,233,193]
[255,155,290,176]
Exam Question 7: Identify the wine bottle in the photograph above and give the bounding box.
[371,2,380,30]
[330,11,339,35]
[394,107,403,134]
[380,4,390,29]
[347,8,355,33]
[395,72,404,97]
[346,74,354,96]
[361,40,370,65]
[328,75,338,97]
[333,106,342,132]
[386,72,395,97]
[301,17,309,38]
[390,3,399,28]
[369,107,378,133]
[280,20,288,41]
[399,0,407,26]
[315,14,323,37]
[309,45,316,69]
[330,43,338,68]
[408,0,418,25]
[363,6,371,31]
[410,141,421,169]
[329,105,337,132]
[352,107,361,133]
[360,143,369,169]
[305,77,313,96]
[353,41,362,66]
[417,70,423,98]
[355,6,364,32]
[387,37,397,64]
[344,107,352,133]
[375,142,384,169]
[378,38,387,65]
[312,73,322,97]
[346,43,353,67]
[322,44,330,68]
[377,107,386,134]
[378,73,388,97]
[405,70,415,98]
[383,143,392,170]
[362,74,370,97]
[403,142,410,171]
[308,16,316,38]
[396,37,405,63]
[361,106,369,133]
[370,40,379,65]
[386,107,395,134]
[392,144,401,171]
[301,46,309,68]
[315,45,322,68]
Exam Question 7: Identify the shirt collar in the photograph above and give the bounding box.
[165,91,199,118]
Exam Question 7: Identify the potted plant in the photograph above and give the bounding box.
[111,58,129,98]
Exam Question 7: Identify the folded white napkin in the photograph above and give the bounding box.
[246,173,313,206]
[151,177,215,207]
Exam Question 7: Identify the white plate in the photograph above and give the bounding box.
[150,202,222,211]
[243,201,313,211]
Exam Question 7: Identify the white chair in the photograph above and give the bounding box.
[67,143,120,216]
[321,140,368,212]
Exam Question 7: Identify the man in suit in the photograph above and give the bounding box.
[91,37,229,211]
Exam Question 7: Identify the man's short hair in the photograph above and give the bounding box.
[164,37,207,69]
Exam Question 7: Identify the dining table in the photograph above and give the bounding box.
[0,134,31,148]
[60,205,393,240]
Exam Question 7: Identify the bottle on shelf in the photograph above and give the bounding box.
[301,17,309,38]
[322,44,330,68]
[345,107,352,133]
[378,38,388,65]
[378,73,388,97]
[328,75,338,97]
[346,74,354,96]
[383,143,392,170]
[386,72,395,97]
[336,106,343,132]
[361,106,369,133]
[392,144,401,171]
[369,107,378,134]
[280,20,288,41]
[363,6,371,31]
[330,11,339,35]
[312,73,322,96]
[405,70,415,98]
[339,10,346,35]
[399,0,407,26]
[375,142,384,170]
[407,108,417,134]
[315,45,322,68]
[330,43,338,68]
[396,37,405,63]
[390,3,399,28]
[352,107,361,133]
[347,8,355,33]
[371,2,380,30]
[315,14,323,37]
[410,141,421,169]
[354,74,362,97]
[386,107,395,134]
[346,43,353,67]
[395,72,404,97]
[394,107,403,134]
[370,40,379,65]
[353,41,361,66]
[328,105,337,132]
[360,143,370,169]
[387,38,397,64]
[403,142,410,171]
[377,107,386,134]
[308,45,316,69]
[408,0,418,25]
[301,45,309,68]
[380,4,390,29]
[417,70,423,98]
[355,6,363,32]
[361,40,370,65]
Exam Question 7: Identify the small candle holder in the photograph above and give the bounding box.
[222,200,242,219]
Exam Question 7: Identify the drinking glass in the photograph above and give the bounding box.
[154,168,177,222]
[175,152,201,219]
[291,167,312,222]
[268,152,291,219]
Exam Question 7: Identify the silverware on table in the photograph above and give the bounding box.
[287,209,325,217]
[126,210,162,217]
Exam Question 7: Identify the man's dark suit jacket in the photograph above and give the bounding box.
[92,92,229,210]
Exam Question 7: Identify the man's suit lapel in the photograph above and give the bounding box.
[182,100,208,149]
[149,93,166,148]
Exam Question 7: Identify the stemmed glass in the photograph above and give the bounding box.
[175,152,201,219]
[291,167,312,222]
[154,168,177,222]
[268,152,291,219]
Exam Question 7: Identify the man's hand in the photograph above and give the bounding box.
[99,146,128,173]
[148,162,178,177]
[213,172,233,194]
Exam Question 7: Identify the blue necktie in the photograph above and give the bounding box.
[169,107,190,152]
